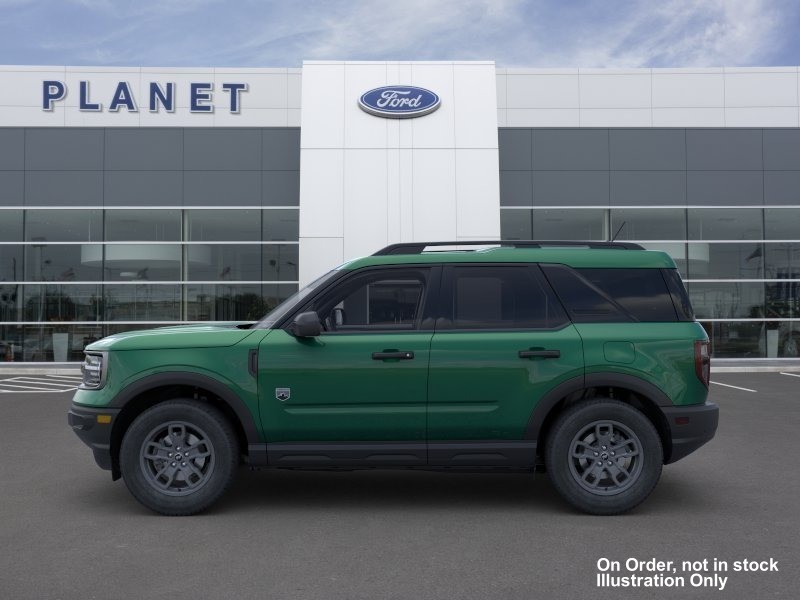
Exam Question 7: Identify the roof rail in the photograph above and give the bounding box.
[372,240,645,255]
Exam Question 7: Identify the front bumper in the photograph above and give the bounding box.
[662,401,719,464]
[67,404,121,472]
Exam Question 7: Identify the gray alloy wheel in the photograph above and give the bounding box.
[139,420,216,497]
[567,419,643,496]
[120,400,238,516]
[545,399,663,515]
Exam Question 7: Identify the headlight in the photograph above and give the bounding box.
[80,352,107,389]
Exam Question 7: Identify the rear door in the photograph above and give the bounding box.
[427,264,584,466]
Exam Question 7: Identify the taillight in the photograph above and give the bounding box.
[694,340,710,387]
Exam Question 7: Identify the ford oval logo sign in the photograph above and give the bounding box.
[358,85,440,119]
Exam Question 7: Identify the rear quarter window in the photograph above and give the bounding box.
[541,265,682,322]
[575,268,679,322]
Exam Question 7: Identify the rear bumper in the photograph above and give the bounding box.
[662,401,719,464]
[67,404,120,471]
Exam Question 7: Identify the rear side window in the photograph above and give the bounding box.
[541,265,631,323]
[662,268,695,321]
[443,265,568,330]
[543,265,681,322]
[576,268,678,322]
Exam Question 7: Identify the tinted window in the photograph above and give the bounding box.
[312,269,429,332]
[662,269,695,321]
[541,265,629,323]
[576,268,678,322]
[445,266,567,330]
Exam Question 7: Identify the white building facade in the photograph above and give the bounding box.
[0,62,798,361]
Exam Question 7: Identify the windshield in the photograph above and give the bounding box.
[255,269,339,328]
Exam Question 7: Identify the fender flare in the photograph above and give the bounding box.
[524,372,672,441]
[109,371,262,444]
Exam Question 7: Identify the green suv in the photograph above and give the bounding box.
[68,241,718,515]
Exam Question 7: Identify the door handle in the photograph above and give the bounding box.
[372,351,415,360]
[518,349,560,359]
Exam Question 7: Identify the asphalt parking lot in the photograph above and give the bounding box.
[0,372,797,599]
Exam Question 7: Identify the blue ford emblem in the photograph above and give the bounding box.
[358,85,440,118]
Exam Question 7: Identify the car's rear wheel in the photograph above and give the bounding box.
[545,399,662,515]
[120,400,238,515]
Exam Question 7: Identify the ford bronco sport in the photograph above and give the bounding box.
[68,241,718,515]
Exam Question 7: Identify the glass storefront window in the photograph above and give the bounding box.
[101,244,182,281]
[186,244,262,281]
[0,245,22,282]
[0,324,22,362]
[21,324,104,362]
[0,210,22,241]
[765,242,800,323]
[0,282,21,322]
[687,282,765,319]
[186,284,266,321]
[610,208,686,240]
[686,242,764,279]
[23,284,103,322]
[187,209,261,241]
[263,209,299,241]
[704,321,764,358]
[263,244,299,281]
[105,209,181,241]
[500,209,533,240]
[104,284,181,321]
[700,320,800,359]
[24,244,102,281]
[765,208,800,240]
[25,210,102,242]
[688,208,763,241]
[261,283,299,314]
[531,209,608,241]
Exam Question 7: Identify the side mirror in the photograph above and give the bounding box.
[289,311,322,338]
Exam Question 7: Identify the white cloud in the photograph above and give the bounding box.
[224,0,787,68]
[566,0,784,67]
[1,0,793,67]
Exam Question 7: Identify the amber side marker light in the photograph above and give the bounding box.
[96,415,112,424]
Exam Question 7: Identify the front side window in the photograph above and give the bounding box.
[310,269,429,332]
[444,266,568,330]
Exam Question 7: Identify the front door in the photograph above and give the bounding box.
[427,264,584,466]
[258,266,438,465]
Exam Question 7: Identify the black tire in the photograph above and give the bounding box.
[545,399,662,515]
[120,400,238,516]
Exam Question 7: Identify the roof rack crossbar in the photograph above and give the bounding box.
[373,240,645,255]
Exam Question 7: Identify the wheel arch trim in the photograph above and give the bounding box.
[525,371,673,441]
[109,371,262,444]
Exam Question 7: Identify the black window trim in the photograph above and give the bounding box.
[661,267,695,322]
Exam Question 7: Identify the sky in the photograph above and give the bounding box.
[0,0,799,68]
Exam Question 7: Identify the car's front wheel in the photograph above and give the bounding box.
[120,400,238,515]
[545,399,663,515]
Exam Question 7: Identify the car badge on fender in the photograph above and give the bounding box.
[358,85,441,118]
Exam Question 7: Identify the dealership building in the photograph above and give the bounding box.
[0,61,798,361]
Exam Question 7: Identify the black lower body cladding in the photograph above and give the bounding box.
[68,404,121,471]
[662,401,719,464]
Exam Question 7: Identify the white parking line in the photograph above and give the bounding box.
[0,382,76,392]
[0,375,79,393]
[710,381,757,393]
[779,372,800,379]
[12,378,78,387]
[43,375,83,381]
